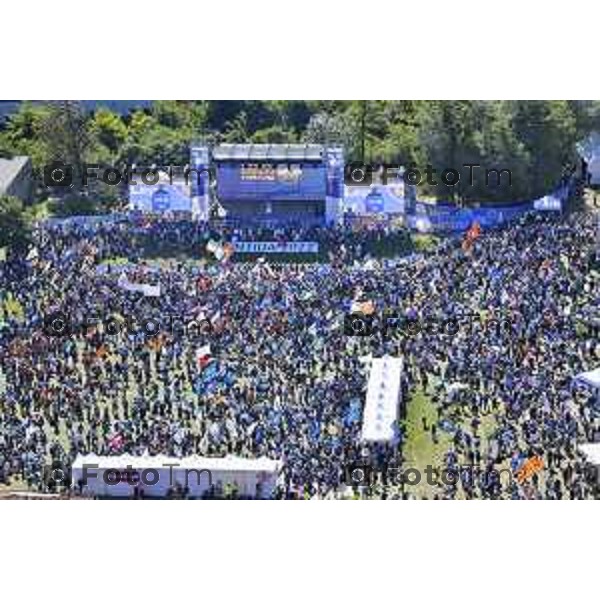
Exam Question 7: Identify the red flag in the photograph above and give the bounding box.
[197,275,212,292]
[463,222,481,253]
[466,221,481,242]
[196,344,213,369]
[108,432,124,452]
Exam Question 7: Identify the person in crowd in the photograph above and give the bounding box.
[0,210,598,499]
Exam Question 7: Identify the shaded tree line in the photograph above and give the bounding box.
[0,100,598,225]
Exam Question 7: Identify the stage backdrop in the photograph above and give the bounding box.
[216,163,327,201]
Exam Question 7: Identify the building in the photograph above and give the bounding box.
[0,156,33,202]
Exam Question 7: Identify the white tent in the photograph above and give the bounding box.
[579,443,600,465]
[71,453,282,499]
[573,368,600,390]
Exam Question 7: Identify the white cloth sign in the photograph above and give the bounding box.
[118,274,161,297]
[361,356,403,443]
[233,241,319,254]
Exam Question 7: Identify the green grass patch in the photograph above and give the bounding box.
[402,386,452,498]
[412,233,439,253]
[99,256,130,266]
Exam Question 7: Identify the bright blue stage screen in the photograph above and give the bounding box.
[216,163,327,201]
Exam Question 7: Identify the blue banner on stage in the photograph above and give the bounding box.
[407,179,573,233]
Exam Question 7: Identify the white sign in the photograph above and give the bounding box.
[118,274,161,297]
[534,195,562,211]
[233,241,319,254]
[361,356,403,443]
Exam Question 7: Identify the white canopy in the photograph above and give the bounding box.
[71,453,282,499]
[579,443,600,465]
[573,368,600,390]
[72,453,281,473]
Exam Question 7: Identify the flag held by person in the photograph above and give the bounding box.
[223,242,235,261]
[462,221,482,253]
[26,246,39,262]
[196,344,213,370]
[107,432,124,452]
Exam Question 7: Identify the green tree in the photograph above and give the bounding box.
[366,100,425,165]
[206,101,249,132]
[303,111,358,155]
[222,111,250,143]
[0,195,31,250]
[89,108,129,160]
[50,193,99,217]
[40,101,92,185]
[421,101,534,204]
[252,125,297,144]
[121,110,184,164]
[264,100,312,134]
[0,102,52,175]
[512,100,578,198]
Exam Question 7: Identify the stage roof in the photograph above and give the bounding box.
[0,156,29,194]
[212,144,327,162]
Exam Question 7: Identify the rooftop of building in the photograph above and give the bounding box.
[0,156,30,193]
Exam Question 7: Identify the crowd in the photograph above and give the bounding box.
[0,209,598,499]
[92,214,414,262]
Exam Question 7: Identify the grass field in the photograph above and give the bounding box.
[402,382,503,498]
[402,387,452,498]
